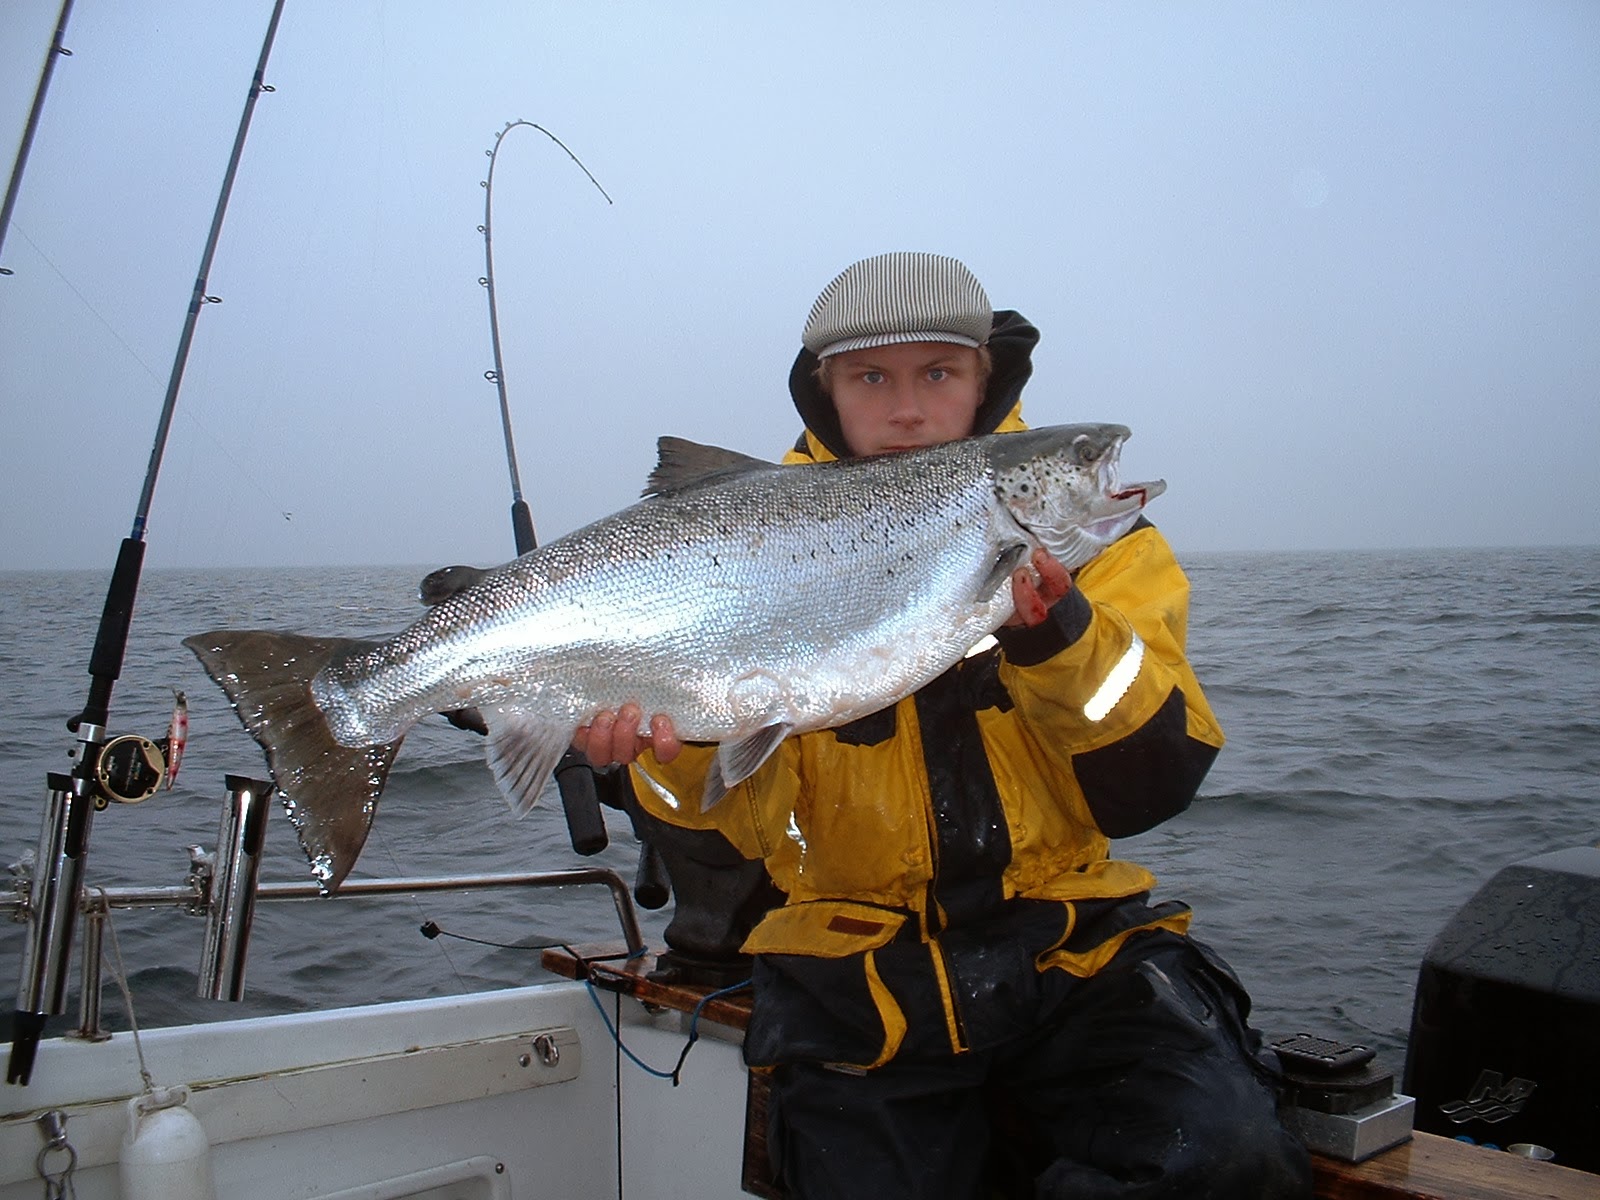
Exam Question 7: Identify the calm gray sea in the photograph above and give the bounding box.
[2,547,1597,1072]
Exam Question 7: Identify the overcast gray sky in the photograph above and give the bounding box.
[2,1,1596,570]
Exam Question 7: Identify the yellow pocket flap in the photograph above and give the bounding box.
[1036,909,1192,978]
[742,901,908,957]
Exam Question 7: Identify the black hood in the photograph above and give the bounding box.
[786,309,1042,460]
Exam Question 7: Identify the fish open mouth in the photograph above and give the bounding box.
[1081,438,1171,540]
[1083,436,1165,539]
[1082,480,1167,540]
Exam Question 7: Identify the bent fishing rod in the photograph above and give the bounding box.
[479,120,611,553]
[471,121,652,872]
[7,0,288,1087]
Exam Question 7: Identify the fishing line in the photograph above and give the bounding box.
[368,827,473,995]
[10,221,299,530]
[6,224,163,379]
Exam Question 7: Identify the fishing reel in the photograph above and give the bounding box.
[92,735,166,806]
[76,691,188,808]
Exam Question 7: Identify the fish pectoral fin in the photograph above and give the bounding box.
[704,722,794,811]
[482,708,573,817]
[975,541,1033,602]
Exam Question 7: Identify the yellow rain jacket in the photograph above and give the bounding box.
[631,311,1224,1068]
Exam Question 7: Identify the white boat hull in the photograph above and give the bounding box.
[2,981,752,1200]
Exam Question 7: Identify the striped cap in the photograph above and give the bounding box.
[802,252,992,359]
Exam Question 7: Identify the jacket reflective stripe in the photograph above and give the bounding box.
[1085,632,1144,721]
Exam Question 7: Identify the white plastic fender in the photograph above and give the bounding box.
[118,1084,217,1200]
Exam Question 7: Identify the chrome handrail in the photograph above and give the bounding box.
[4,863,646,1041]
[6,867,643,946]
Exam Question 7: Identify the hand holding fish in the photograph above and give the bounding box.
[574,703,683,768]
[1003,548,1072,628]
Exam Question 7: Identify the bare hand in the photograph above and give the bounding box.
[1004,548,1072,628]
[573,701,682,768]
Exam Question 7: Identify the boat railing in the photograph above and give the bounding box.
[3,851,645,1044]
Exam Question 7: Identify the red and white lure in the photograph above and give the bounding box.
[163,688,188,789]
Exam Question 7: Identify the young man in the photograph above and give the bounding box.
[579,253,1312,1199]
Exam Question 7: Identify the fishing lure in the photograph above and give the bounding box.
[163,688,188,789]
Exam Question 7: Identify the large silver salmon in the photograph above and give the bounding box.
[185,424,1162,889]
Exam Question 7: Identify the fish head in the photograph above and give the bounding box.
[985,424,1166,569]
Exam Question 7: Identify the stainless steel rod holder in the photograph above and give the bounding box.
[72,899,110,1042]
[14,774,93,1016]
[197,775,272,1001]
[7,772,94,1084]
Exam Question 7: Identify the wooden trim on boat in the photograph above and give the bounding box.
[541,946,1595,1200]
[1307,1134,1595,1199]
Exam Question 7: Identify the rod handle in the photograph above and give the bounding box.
[633,840,671,910]
[553,751,608,855]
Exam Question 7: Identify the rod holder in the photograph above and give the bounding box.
[197,775,271,1001]
[72,898,111,1042]
[8,772,95,1084]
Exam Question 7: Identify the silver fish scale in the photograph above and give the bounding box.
[314,439,1018,745]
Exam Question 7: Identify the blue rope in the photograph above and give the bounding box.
[584,969,752,1086]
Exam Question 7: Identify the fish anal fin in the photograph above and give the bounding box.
[482,708,575,817]
[705,722,793,811]
[700,763,730,813]
[644,437,775,498]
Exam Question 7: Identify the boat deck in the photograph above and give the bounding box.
[544,946,1596,1200]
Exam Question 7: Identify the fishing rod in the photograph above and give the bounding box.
[7,0,288,1087]
[479,120,611,553]
[0,0,75,276]
[474,121,643,868]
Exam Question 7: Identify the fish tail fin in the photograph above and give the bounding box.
[183,630,400,892]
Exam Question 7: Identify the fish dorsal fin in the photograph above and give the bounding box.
[481,707,574,816]
[643,437,774,498]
